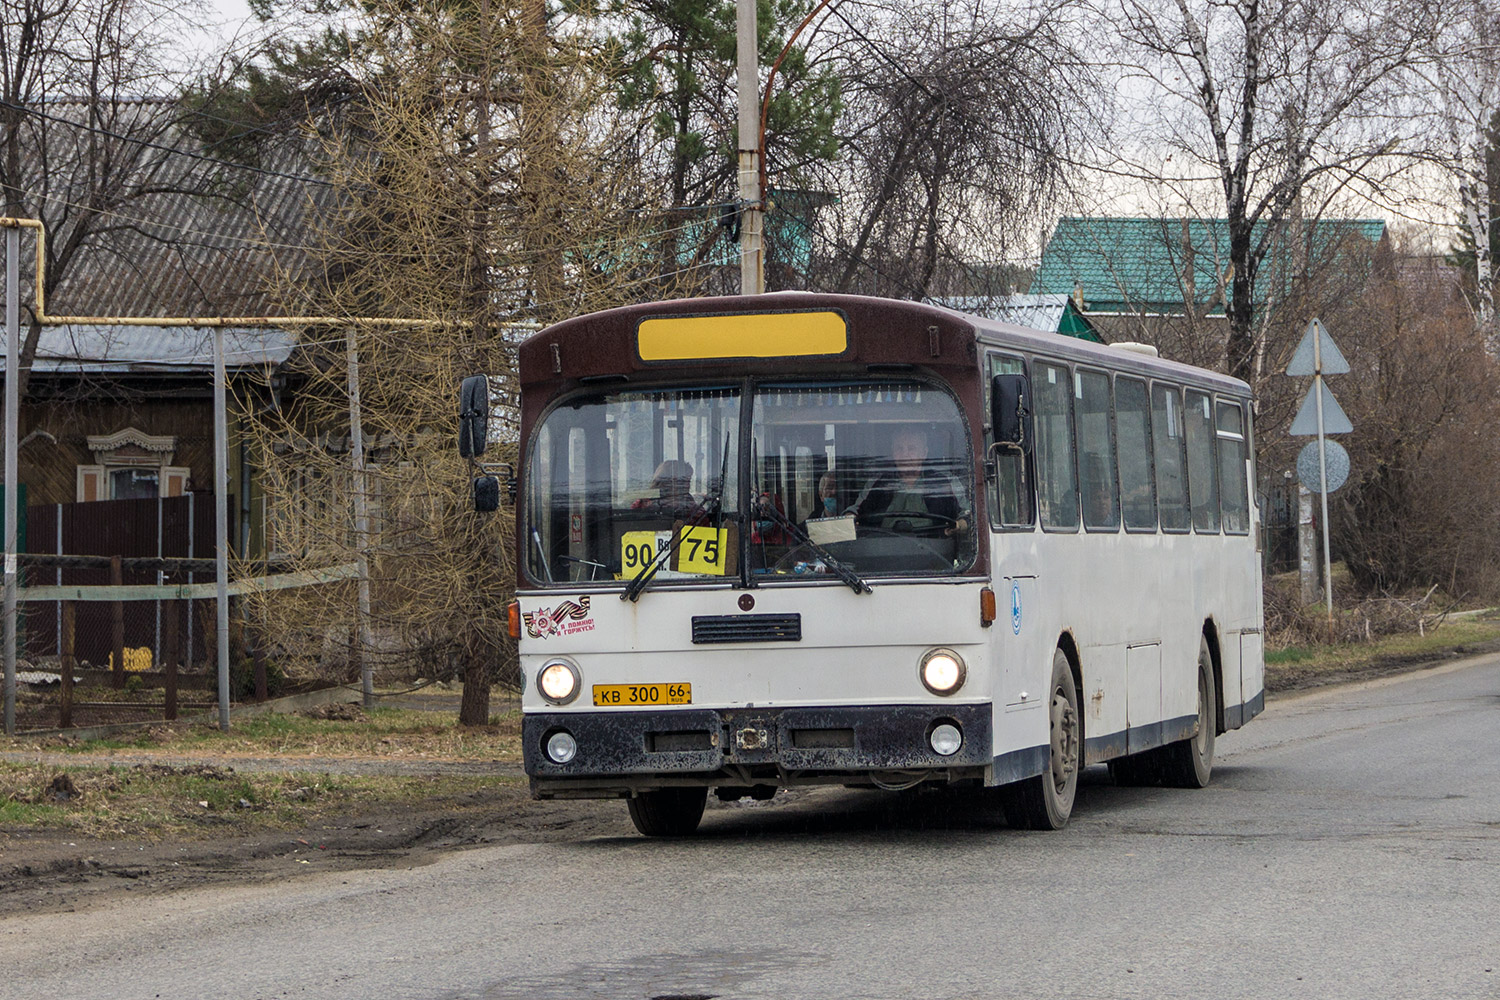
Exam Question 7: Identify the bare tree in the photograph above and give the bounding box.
[1329,248,1500,596]
[1418,0,1500,340]
[808,0,1093,300]
[1098,0,1440,385]
[0,0,271,396]
[243,0,664,725]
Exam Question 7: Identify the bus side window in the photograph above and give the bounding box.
[1034,361,1079,531]
[1217,400,1250,534]
[1075,369,1119,531]
[1184,389,1220,532]
[986,353,1033,528]
[1116,376,1156,531]
[1152,383,1190,532]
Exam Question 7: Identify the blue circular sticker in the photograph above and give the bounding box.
[1010,582,1023,635]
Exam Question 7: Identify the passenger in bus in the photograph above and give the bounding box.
[631,460,697,515]
[816,471,839,517]
[795,472,843,536]
[854,428,968,535]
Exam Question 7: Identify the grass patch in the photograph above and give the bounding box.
[0,760,520,840]
[18,703,524,765]
[1265,617,1500,684]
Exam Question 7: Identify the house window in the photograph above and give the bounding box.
[76,427,188,502]
[110,468,160,500]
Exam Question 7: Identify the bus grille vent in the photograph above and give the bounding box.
[691,613,802,644]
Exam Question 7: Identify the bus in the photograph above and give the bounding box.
[460,293,1264,836]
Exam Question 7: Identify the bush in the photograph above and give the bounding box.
[228,655,288,700]
[1264,575,1452,648]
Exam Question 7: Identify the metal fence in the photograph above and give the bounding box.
[6,494,356,732]
[1261,482,1298,576]
[16,590,228,731]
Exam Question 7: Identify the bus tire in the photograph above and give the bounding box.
[627,787,708,837]
[1159,635,1216,788]
[1002,648,1081,830]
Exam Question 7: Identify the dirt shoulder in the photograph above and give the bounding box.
[6,635,1498,917]
[0,780,640,918]
[1265,635,1500,693]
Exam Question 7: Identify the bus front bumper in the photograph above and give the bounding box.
[522,703,993,797]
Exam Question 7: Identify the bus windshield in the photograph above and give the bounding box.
[750,381,975,577]
[524,379,975,585]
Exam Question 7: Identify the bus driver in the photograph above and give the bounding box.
[854,428,969,536]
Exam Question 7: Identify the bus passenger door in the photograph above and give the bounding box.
[1126,642,1162,753]
[999,574,1041,712]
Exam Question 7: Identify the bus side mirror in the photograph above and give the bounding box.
[473,475,500,512]
[459,374,490,458]
[991,373,1033,455]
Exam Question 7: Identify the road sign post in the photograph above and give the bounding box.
[1287,318,1351,625]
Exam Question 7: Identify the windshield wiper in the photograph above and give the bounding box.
[754,495,871,595]
[622,437,732,603]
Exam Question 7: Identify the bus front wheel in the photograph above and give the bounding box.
[1158,635,1216,788]
[1002,648,1080,830]
[627,787,708,837]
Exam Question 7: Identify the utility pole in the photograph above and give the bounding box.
[4,225,18,735]
[213,328,230,731]
[736,0,765,294]
[347,329,373,707]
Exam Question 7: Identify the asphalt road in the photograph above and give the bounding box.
[3,656,1498,1000]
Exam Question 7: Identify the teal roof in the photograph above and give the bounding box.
[1033,217,1386,315]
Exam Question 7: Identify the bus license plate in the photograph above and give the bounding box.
[592,683,692,707]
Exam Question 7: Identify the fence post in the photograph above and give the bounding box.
[59,601,74,729]
[164,599,179,722]
[110,554,125,688]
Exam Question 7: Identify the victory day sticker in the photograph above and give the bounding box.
[523,597,595,639]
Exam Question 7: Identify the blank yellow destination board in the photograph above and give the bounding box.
[638,311,848,361]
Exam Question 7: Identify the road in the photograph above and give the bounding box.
[3,655,1498,1000]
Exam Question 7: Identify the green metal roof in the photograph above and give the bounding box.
[1033,217,1387,315]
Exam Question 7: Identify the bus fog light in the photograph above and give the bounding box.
[537,659,581,704]
[919,648,967,696]
[930,723,963,756]
[546,731,578,764]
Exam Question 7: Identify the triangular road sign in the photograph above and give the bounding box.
[1289,380,1353,435]
[1286,318,1349,376]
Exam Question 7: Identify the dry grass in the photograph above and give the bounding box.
[1265,615,1500,687]
[11,702,524,765]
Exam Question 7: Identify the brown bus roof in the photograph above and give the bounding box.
[518,292,1248,399]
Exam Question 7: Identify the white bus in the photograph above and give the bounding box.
[462,293,1264,836]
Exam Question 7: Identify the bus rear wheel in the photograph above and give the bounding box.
[627,787,708,837]
[1158,635,1216,788]
[1002,648,1080,830]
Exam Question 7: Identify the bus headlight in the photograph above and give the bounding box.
[545,730,578,764]
[929,722,963,756]
[919,648,967,696]
[537,659,582,705]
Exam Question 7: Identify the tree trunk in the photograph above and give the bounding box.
[458,653,492,726]
[1224,223,1257,385]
